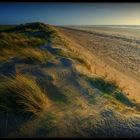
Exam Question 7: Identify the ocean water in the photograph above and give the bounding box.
[67,25,140,30]
[86,25,140,29]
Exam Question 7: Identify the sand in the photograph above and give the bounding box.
[58,26,140,102]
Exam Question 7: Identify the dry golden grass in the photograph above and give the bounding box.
[0,32,44,48]
[17,47,53,63]
[0,74,51,116]
[0,48,16,62]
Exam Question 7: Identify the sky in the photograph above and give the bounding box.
[0,3,140,25]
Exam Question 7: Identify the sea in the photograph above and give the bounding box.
[83,25,140,30]
[66,25,140,30]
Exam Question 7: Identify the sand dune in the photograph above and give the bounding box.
[1,23,140,137]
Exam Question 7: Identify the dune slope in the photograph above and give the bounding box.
[0,23,140,137]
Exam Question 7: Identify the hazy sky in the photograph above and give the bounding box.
[0,3,140,25]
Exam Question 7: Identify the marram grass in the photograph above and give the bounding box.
[0,74,51,116]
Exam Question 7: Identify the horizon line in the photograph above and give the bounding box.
[1,23,140,26]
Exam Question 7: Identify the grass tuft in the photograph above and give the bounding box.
[87,76,118,94]
[17,47,53,64]
[87,75,135,107]
[0,74,51,116]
